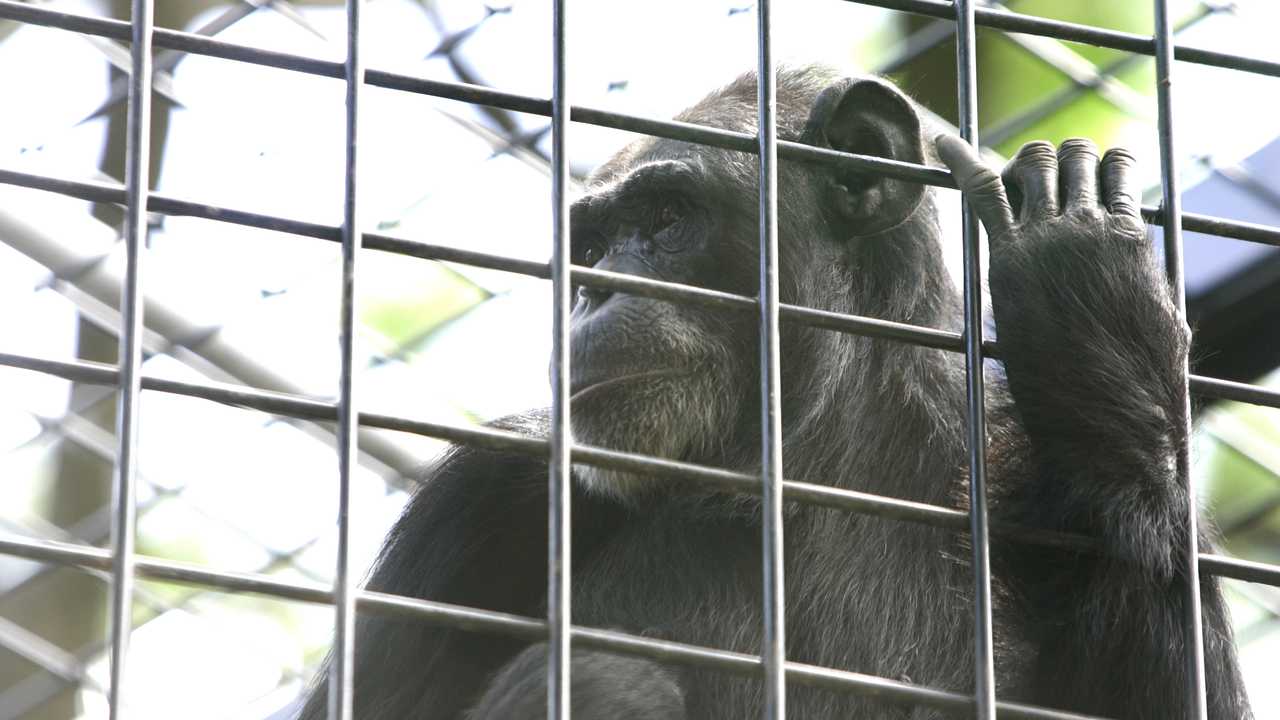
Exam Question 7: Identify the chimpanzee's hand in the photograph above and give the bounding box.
[931,135,1169,383]
[933,133,1187,479]
[934,139,1246,720]
[933,135,1146,251]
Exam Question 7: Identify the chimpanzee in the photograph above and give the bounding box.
[297,66,1250,718]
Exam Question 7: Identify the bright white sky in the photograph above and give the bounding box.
[0,0,1279,717]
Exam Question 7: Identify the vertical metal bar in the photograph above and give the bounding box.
[1153,0,1207,716]
[328,0,363,717]
[953,2,996,718]
[548,0,572,716]
[106,1,152,717]
[755,1,785,718]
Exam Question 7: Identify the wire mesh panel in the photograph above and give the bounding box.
[0,1,1278,719]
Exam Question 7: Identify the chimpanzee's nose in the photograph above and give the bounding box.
[577,283,612,308]
[578,250,645,311]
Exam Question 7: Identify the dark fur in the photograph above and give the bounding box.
[297,67,1250,718]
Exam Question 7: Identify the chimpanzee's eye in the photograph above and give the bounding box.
[653,199,686,234]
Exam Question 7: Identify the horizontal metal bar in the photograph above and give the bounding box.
[1199,554,1280,587]
[2,348,1278,590]
[1188,375,1280,409]
[0,532,1109,719]
[1170,210,1280,248]
[0,204,1274,522]
[2,135,1277,256]
[849,0,1280,79]
[2,0,1274,96]
[3,167,1280,374]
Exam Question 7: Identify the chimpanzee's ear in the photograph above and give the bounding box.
[801,77,927,237]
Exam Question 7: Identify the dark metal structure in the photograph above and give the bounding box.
[0,1,1278,719]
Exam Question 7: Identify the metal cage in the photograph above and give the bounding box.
[0,1,1279,719]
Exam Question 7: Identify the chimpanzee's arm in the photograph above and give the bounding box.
[937,136,1250,718]
[295,420,627,720]
[293,440,550,719]
[950,139,1190,574]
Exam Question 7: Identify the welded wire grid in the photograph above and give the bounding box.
[0,1,1278,718]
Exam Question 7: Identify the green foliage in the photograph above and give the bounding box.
[359,252,491,356]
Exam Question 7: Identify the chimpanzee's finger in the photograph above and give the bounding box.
[935,134,1015,241]
[1058,138,1100,211]
[1100,147,1141,220]
[1002,141,1059,222]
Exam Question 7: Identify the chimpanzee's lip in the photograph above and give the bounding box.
[569,369,685,402]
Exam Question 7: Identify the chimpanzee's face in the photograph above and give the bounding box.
[564,146,757,499]
[558,71,929,500]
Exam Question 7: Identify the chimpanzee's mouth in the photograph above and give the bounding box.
[569,368,686,402]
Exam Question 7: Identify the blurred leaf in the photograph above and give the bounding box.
[992,91,1128,158]
[1008,0,1152,66]
[359,251,491,355]
[1203,393,1280,564]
